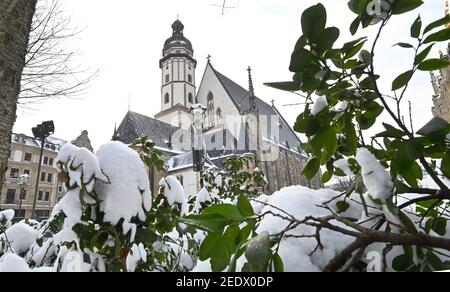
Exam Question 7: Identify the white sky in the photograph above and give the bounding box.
[13,0,445,150]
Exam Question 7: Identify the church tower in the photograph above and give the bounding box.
[155,19,197,129]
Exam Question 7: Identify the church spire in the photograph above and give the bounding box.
[247,66,257,111]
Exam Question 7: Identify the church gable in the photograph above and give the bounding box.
[196,62,242,132]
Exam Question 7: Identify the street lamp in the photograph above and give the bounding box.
[190,104,206,186]
[17,174,30,221]
[31,121,55,220]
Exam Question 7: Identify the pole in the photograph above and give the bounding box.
[31,137,45,219]
[17,188,24,221]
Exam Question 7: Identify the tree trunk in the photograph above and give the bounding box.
[0,0,37,200]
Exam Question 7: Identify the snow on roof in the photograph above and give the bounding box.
[11,133,67,152]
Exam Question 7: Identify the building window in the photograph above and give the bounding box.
[10,168,20,179]
[38,191,43,201]
[24,153,32,162]
[49,158,54,166]
[188,93,194,104]
[6,189,16,204]
[24,169,31,178]
[58,185,64,193]
[164,93,170,104]
[188,74,193,83]
[165,74,170,83]
[207,92,215,127]
[43,156,49,165]
[216,108,223,124]
[47,173,53,183]
[45,192,50,202]
[40,172,46,182]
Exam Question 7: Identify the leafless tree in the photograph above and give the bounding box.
[19,0,97,104]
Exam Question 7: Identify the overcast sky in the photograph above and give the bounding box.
[13,0,445,150]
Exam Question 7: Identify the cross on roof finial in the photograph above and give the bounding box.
[207,54,212,62]
[271,99,275,107]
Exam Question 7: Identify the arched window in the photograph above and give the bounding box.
[188,93,194,104]
[207,92,215,127]
[188,74,193,83]
[216,108,223,125]
[164,93,170,104]
[165,74,170,83]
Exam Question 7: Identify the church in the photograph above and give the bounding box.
[113,19,322,195]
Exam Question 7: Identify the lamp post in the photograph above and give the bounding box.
[31,121,55,220]
[17,174,30,221]
[190,104,206,187]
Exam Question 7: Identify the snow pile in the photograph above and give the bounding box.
[159,176,187,207]
[256,186,356,272]
[95,142,152,241]
[311,96,328,116]
[356,148,393,202]
[332,101,349,112]
[0,253,31,272]
[0,210,15,228]
[0,222,37,254]
[126,243,147,272]
[334,158,353,177]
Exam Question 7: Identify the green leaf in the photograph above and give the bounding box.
[350,16,360,35]
[399,211,418,233]
[264,81,300,92]
[417,117,450,138]
[181,213,232,232]
[273,253,284,273]
[336,201,350,213]
[393,254,413,271]
[199,232,222,261]
[383,123,407,138]
[394,42,414,49]
[318,27,340,53]
[204,204,244,221]
[424,15,450,34]
[423,28,450,44]
[302,157,321,180]
[324,127,338,155]
[301,3,327,40]
[442,150,450,179]
[392,70,413,91]
[411,15,422,38]
[290,48,313,72]
[237,195,255,218]
[418,59,450,71]
[405,139,422,160]
[415,44,434,64]
[245,232,271,272]
[321,171,333,184]
[392,0,424,15]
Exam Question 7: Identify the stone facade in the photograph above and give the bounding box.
[431,44,450,122]
[71,130,94,152]
[0,134,66,220]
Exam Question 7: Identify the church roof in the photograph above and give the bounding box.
[114,111,186,152]
[209,64,305,155]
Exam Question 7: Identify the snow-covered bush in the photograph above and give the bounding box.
[0,139,201,272]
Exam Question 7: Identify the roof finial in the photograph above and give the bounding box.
[247,66,257,111]
[207,54,212,63]
[446,0,449,16]
[271,99,275,107]
[128,94,131,112]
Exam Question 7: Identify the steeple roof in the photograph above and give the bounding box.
[163,19,193,53]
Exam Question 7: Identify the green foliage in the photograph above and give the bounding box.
[266,1,450,272]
